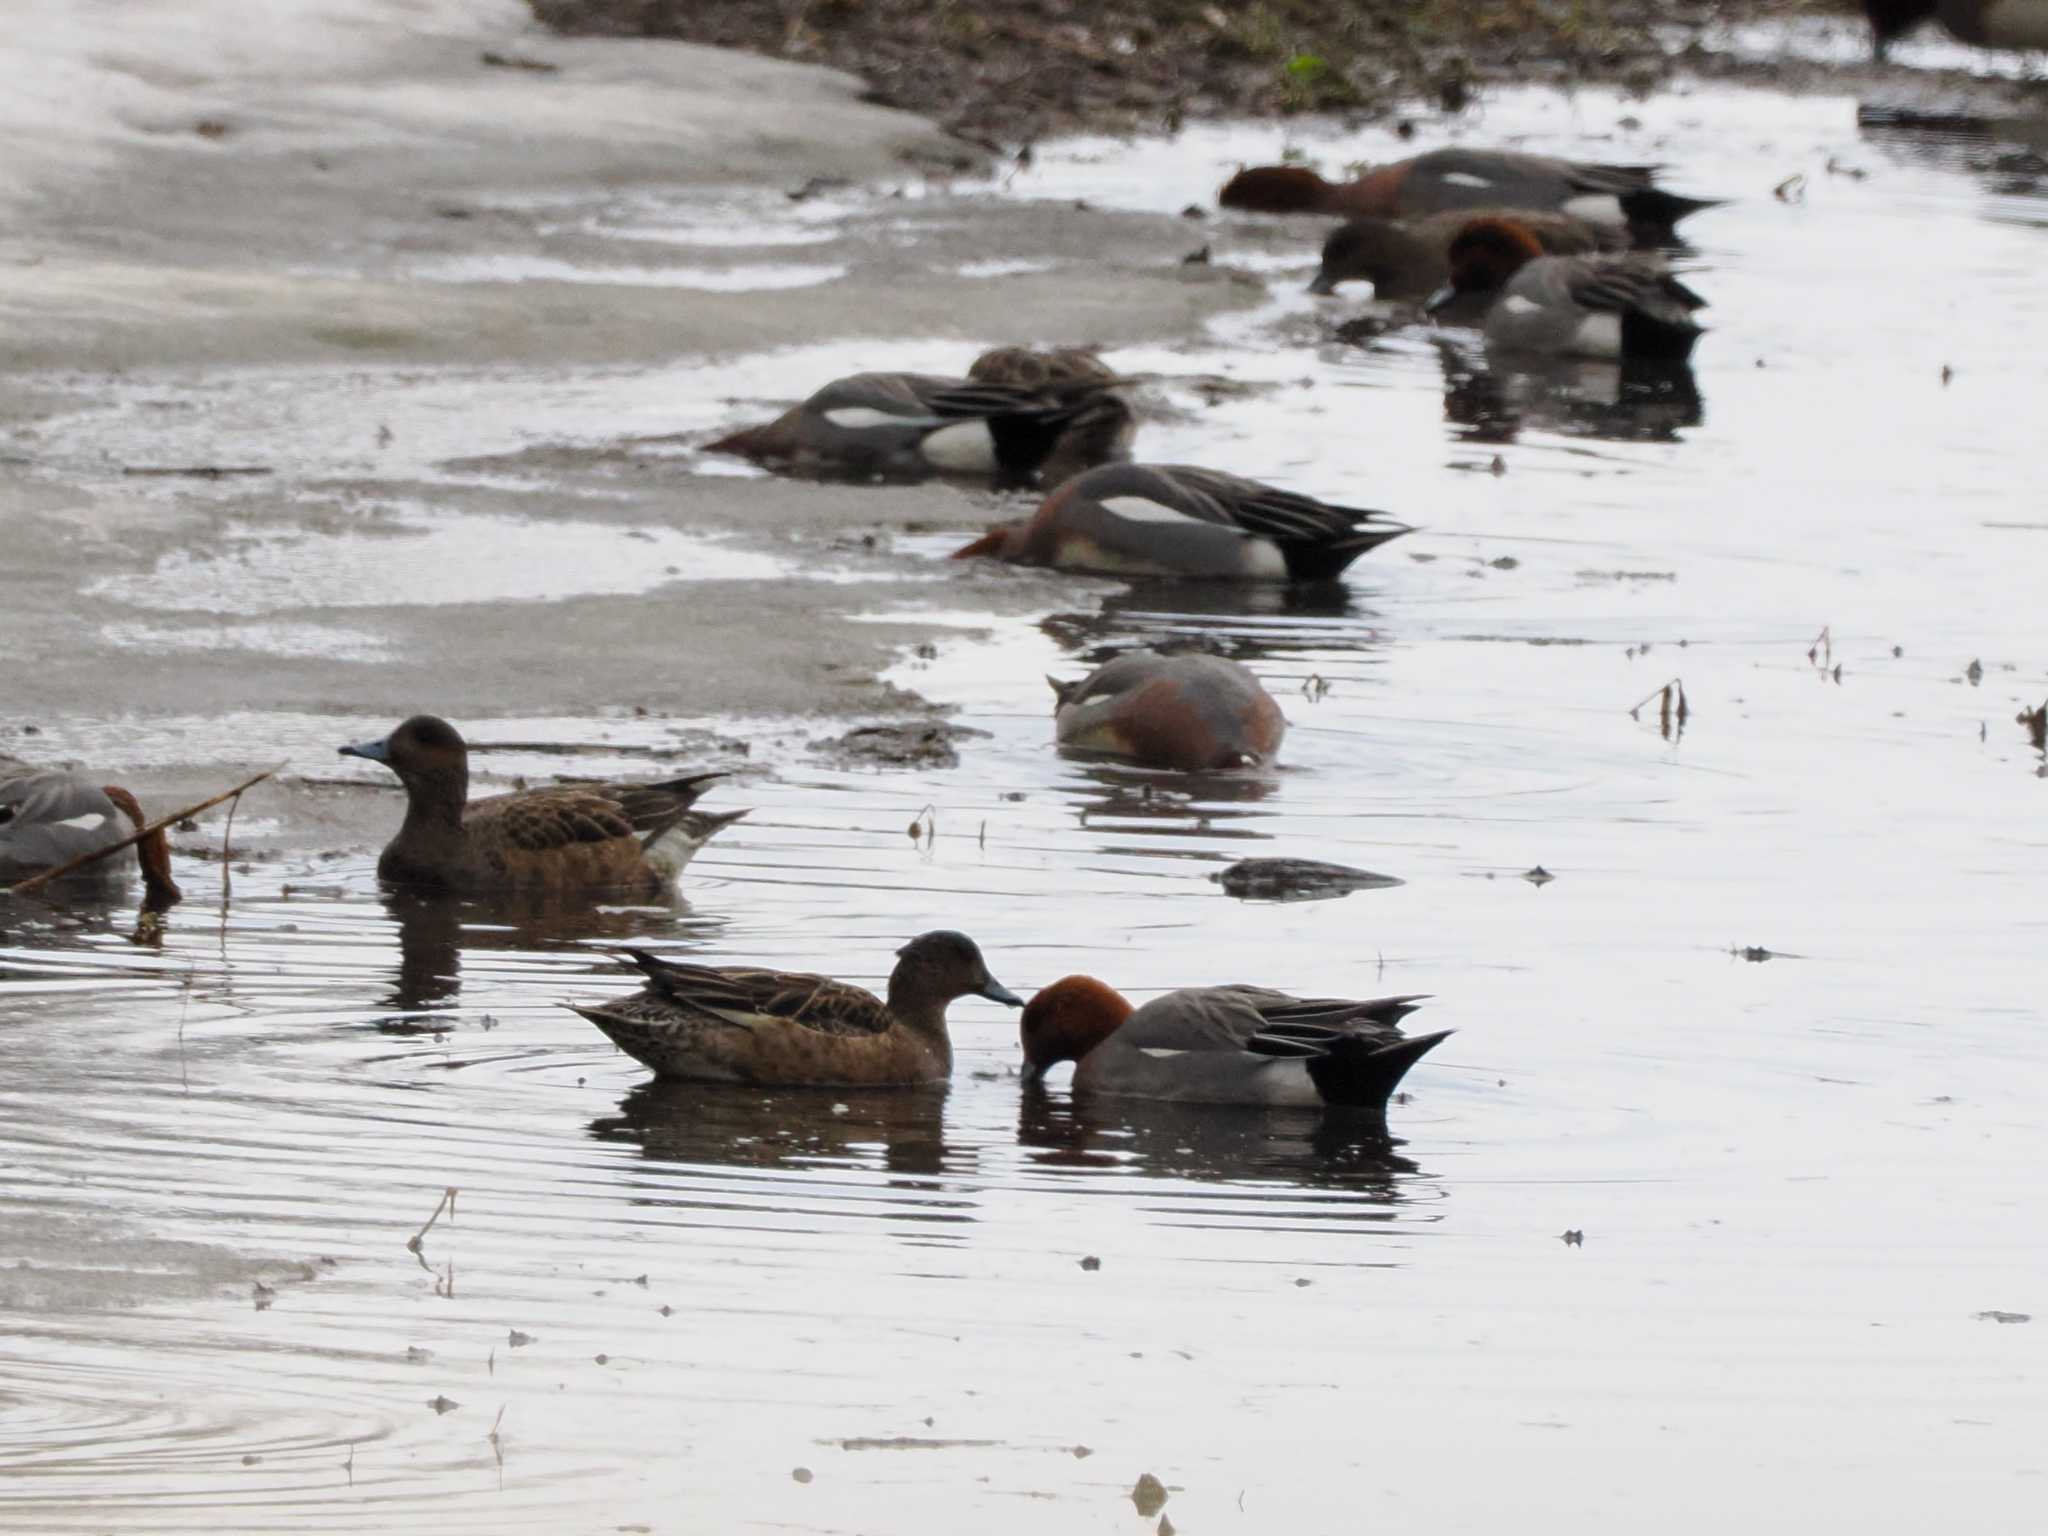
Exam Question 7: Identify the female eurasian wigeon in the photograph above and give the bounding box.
[1019,976,1450,1112]
[339,715,741,895]
[706,370,1133,489]
[966,345,1116,388]
[1308,206,1619,302]
[1865,0,2048,55]
[1428,217,1707,363]
[1051,650,1285,771]
[952,464,1409,583]
[0,768,181,904]
[1220,148,1721,245]
[570,931,1023,1086]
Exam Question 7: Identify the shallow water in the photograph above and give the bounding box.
[6,70,2048,1535]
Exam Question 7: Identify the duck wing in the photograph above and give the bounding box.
[1119,984,1419,1056]
[0,771,126,869]
[626,950,894,1038]
[1146,466,1400,546]
[469,772,726,853]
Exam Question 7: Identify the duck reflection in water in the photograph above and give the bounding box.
[1041,577,1386,668]
[1016,1090,1425,1197]
[377,887,717,1028]
[1436,341,1704,446]
[590,1079,959,1183]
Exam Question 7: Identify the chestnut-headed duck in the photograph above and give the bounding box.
[953,463,1408,583]
[339,715,741,895]
[570,931,1023,1086]
[1865,0,2048,55]
[1220,148,1721,246]
[1428,217,1707,363]
[0,770,181,904]
[706,370,1134,490]
[1050,650,1285,771]
[1308,206,1619,301]
[1019,976,1450,1112]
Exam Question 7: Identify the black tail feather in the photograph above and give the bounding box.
[1304,1029,1453,1110]
[1619,188,1724,245]
[1279,521,1413,583]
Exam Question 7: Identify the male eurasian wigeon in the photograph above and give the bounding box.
[1050,650,1285,771]
[570,931,1023,1086]
[1427,217,1707,362]
[1220,148,1721,245]
[1308,206,1619,302]
[952,464,1409,583]
[706,370,1133,489]
[0,768,181,904]
[1019,976,1450,1112]
[1865,0,2048,55]
[339,715,742,895]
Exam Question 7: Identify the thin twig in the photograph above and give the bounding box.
[6,768,279,895]
[406,1187,458,1255]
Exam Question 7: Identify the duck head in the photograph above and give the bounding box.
[1426,217,1548,314]
[102,784,181,906]
[1309,217,1419,296]
[1019,975,1134,1082]
[1864,0,1935,56]
[341,714,469,820]
[1218,164,1335,214]
[890,929,1024,1011]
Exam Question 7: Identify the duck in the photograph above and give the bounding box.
[1427,217,1707,363]
[1308,206,1620,302]
[1,768,182,904]
[1219,148,1721,246]
[966,345,1116,388]
[569,930,1023,1086]
[1865,0,2048,56]
[705,370,1134,490]
[338,714,741,895]
[952,463,1409,582]
[1050,650,1285,771]
[1018,975,1450,1112]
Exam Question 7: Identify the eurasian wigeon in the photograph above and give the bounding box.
[1019,976,1450,1113]
[570,931,1023,1086]
[953,463,1409,583]
[339,715,742,895]
[1308,206,1619,302]
[1865,0,2048,55]
[966,345,1117,388]
[1428,217,1707,363]
[0,769,181,904]
[1220,148,1722,245]
[706,370,1133,489]
[1050,650,1285,771]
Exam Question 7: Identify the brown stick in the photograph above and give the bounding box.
[6,767,279,895]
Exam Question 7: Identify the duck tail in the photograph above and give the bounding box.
[1619,188,1724,245]
[1280,519,1413,583]
[986,388,1124,490]
[1306,1028,1453,1110]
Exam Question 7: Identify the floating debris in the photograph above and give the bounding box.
[1974,1310,2030,1325]
[1629,678,1689,742]
[1079,1255,1102,1272]
[792,1466,814,1484]
[2018,700,2047,753]
[813,721,988,770]
[1521,866,1556,887]
[508,1330,535,1348]
[1132,1473,1169,1518]
[1965,658,1983,686]
[1560,1229,1584,1247]
[428,1395,459,1415]
[1213,858,1402,903]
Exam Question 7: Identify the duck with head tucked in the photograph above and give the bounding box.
[1221,147,1722,246]
[953,464,1409,583]
[1020,976,1450,1114]
[1428,217,1707,363]
[570,931,1023,1086]
[1308,206,1620,303]
[1,767,182,905]
[706,367,1133,490]
[1051,650,1285,772]
[339,715,741,895]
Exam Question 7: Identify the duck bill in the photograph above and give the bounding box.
[1020,1056,1049,1085]
[338,736,390,763]
[1307,270,1338,296]
[1422,284,1455,317]
[977,977,1025,1008]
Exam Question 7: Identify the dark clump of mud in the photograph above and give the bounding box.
[1212,858,1403,902]
[529,0,1826,143]
[811,720,991,771]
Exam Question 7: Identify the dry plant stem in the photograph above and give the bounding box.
[5,768,279,895]
[407,1187,459,1255]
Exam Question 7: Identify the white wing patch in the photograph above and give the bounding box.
[1443,172,1493,189]
[1501,294,1544,317]
[1138,1047,1190,1059]
[917,420,996,472]
[55,813,112,833]
[1562,193,1625,227]
[1570,312,1624,360]
[1098,494,1200,526]
[823,405,924,431]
